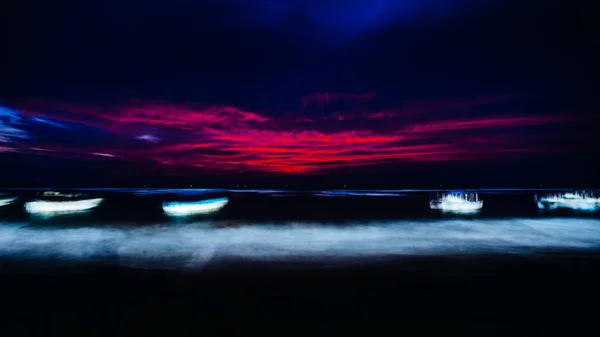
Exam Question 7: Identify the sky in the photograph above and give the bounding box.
[1,0,598,187]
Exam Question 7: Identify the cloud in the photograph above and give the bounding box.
[30,117,69,129]
[0,106,31,144]
[137,134,161,143]
[403,115,569,134]
[18,100,270,132]
[91,152,117,158]
[10,94,586,174]
[363,96,517,119]
[0,146,16,153]
[29,147,58,152]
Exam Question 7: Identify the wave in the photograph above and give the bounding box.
[2,218,600,269]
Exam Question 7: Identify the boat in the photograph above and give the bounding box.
[0,193,17,207]
[162,197,229,216]
[536,191,600,211]
[429,193,483,213]
[24,191,103,215]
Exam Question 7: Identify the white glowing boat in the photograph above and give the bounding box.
[24,191,103,215]
[0,196,17,207]
[162,197,229,216]
[536,191,600,211]
[429,193,483,213]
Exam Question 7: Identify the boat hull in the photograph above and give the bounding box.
[537,200,600,211]
[163,198,229,216]
[0,197,17,207]
[429,193,483,213]
[536,192,600,212]
[430,200,483,213]
[25,198,104,215]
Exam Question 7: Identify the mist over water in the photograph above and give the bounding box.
[2,218,600,270]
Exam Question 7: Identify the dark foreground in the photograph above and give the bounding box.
[2,252,599,336]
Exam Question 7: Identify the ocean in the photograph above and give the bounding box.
[1,188,599,335]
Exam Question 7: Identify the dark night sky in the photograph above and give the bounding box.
[1,0,598,187]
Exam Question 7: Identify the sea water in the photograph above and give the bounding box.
[1,188,599,270]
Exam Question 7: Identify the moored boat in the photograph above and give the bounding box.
[535,191,600,211]
[162,197,229,216]
[0,193,17,207]
[24,191,104,215]
[429,193,483,213]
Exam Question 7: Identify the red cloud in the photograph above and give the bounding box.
[141,113,565,173]
[17,100,270,133]
[13,95,580,174]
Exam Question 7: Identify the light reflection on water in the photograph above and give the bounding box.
[1,218,600,269]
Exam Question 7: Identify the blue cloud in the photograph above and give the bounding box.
[0,106,30,143]
[30,117,69,129]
